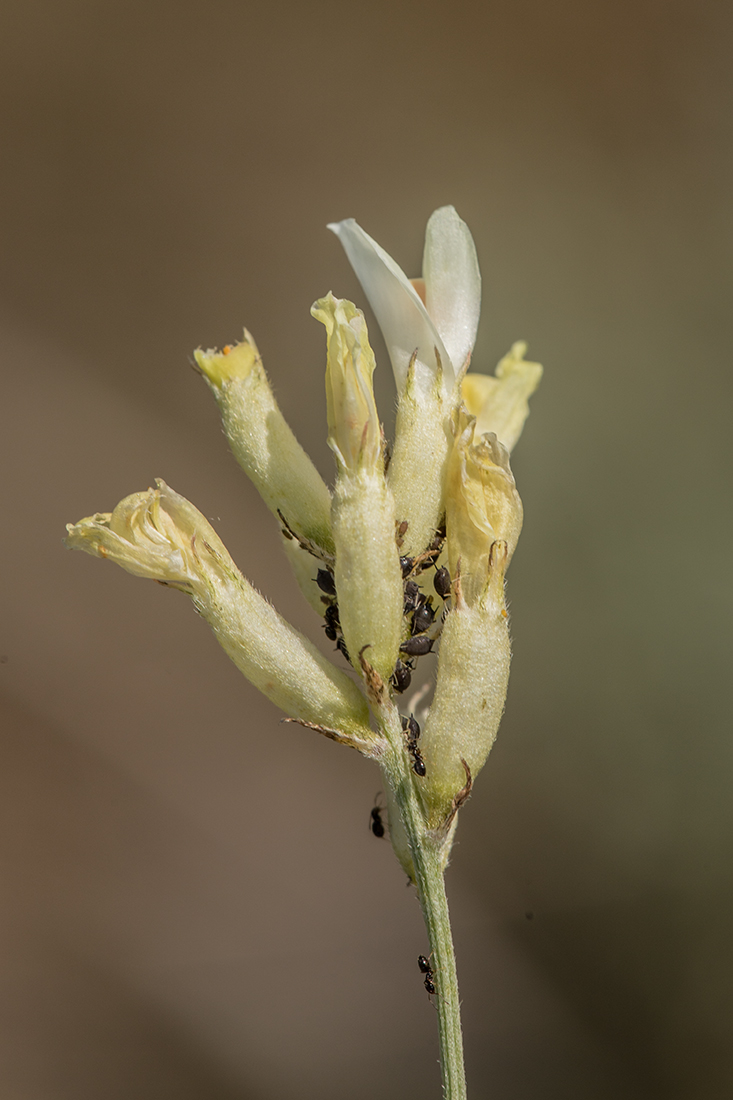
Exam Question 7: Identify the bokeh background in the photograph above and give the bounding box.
[1,1,731,1097]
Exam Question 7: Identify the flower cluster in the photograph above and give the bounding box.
[66,207,541,871]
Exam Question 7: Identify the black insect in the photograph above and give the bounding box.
[336,636,350,663]
[369,799,386,838]
[400,555,414,578]
[429,525,446,552]
[400,635,434,657]
[411,748,426,777]
[391,659,412,694]
[323,602,340,641]
[412,600,435,635]
[434,566,451,599]
[402,713,426,777]
[403,580,423,614]
[316,568,336,596]
[324,602,340,631]
[401,713,421,743]
[418,954,436,996]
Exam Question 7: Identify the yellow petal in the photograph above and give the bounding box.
[461,341,542,452]
[194,330,260,388]
[311,293,382,474]
[445,410,523,607]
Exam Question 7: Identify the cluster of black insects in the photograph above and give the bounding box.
[302,519,454,795]
[312,521,453,703]
[390,522,452,697]
[314,566,351,664]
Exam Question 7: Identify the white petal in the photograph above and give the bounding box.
[328,218,453,395]
[422,206,481,378]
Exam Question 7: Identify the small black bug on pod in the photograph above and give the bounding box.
[316,568,336,596]
[434,566,451,599]
[400,635,434,657]
[401,713,425,776]
[391,659,412,693]
[324,602,340,630]
[401,713,421,743]
[403,580,422,614]
[430,525,446,551]
[400,556,414,578]
[323,602,340,641]
[336,636,350,663]
[418,954,436,996]
[411,747,427,777]
[412,600,435,635]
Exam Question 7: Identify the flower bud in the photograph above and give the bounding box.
[311,293,382,474]
[387,351,453,558]
[420,541,511,827]
[461,341,542,452]
[311,294,403,682]
[328,211,480,558]
[330,470,403,682]
[66,482,372,741]
[194,333,334,554]
[445,409,523,608]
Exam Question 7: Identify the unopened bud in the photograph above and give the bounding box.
[420,541,511,826]
[66,482,372,740]
[311,293,382,474]
[445,409,523,608]
[194,333,333,554]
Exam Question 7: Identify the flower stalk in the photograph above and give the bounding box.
[66,206,541,1100]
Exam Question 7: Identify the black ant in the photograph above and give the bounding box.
[418,953,436,996]
[401,714,426,778]
[411,748,426,777]
[369,795,386,838]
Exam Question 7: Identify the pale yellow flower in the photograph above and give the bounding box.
[66,481,372,742]
[445,408,523,608]
[311,293,382,474]
[461,341,543,452]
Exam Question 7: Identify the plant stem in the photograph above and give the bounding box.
[383,722,467,1100]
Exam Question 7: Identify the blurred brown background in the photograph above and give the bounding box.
[1,1,731,1097]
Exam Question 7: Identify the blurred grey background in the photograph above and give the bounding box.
[1,1,731,1097]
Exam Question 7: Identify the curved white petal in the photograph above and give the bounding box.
[422,206,481,378]
[328,218,453,395]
